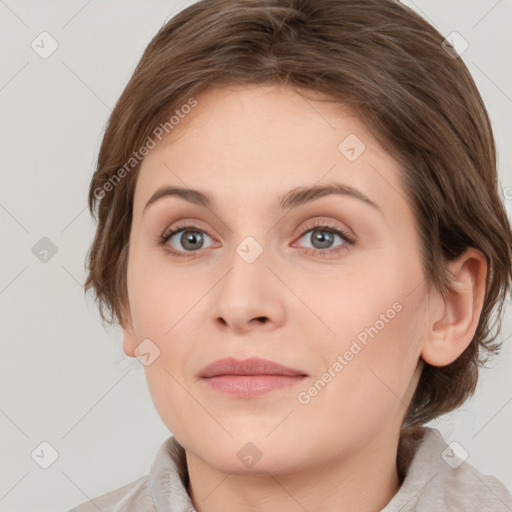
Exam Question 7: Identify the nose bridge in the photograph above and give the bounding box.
[211,232,285,332]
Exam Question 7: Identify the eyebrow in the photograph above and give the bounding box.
[143,182,382,214]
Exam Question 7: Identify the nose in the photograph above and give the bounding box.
[211,242,286,335]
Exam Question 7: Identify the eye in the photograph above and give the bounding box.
[158,220,356,258]
[293,222,355,256]
[159,224,217,256]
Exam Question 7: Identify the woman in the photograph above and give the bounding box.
[70,0,512,510]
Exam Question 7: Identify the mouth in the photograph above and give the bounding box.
[199,357,308,398]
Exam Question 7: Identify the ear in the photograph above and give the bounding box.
[421,248,487,367]
[120,302,139,358]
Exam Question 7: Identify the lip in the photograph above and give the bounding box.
[199,357,307,378]
[199,357,308,398]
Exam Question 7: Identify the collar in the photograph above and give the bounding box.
[146,427,487,511]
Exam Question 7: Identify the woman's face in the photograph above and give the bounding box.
[123,83,432,474]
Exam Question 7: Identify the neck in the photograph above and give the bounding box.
[185,429,401,512]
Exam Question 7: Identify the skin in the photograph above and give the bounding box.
[121,83,487,512]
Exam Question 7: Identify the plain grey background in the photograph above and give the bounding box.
[1,1,511,511]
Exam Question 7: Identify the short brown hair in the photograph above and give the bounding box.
[84,0,512,428]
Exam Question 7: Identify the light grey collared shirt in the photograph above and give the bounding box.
[68,427,512,511]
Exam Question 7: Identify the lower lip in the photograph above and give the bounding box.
[201,375,307,398]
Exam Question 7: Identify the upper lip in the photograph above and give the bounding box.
[199,357,307,378]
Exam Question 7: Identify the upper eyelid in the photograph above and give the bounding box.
[298,219,355,236]
[162,218,211,236]
[153,199,362,235]
[163,221,347,236]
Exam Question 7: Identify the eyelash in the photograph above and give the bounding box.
[159,220,356,259]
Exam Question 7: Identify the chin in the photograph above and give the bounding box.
[220,435,304,470]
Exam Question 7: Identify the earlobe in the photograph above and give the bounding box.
[120,304,138,358]
[421,248,487,367]
[122,324,139,358]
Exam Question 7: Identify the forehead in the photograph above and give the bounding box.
[133,83,407,219]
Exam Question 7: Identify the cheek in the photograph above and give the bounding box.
[127,247,212,336]
[142,361,192,437]
[332,294,425,415]
[359,306,422,389]
[305,267,427,415]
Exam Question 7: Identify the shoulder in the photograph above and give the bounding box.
[430,461,512,511]
[383,427,512,512]
[67,474,152,512]
[66,435,190,512]
[412,459,512,511]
